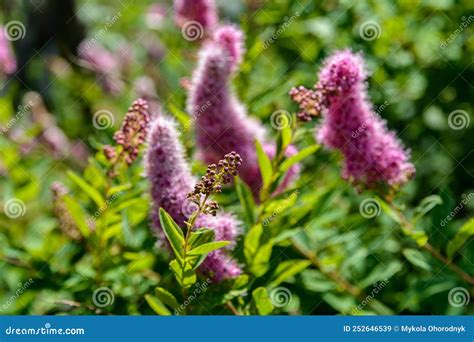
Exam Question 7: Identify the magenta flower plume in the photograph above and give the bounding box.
[174,0,218,32]
[0,26,17,76]
[145,115,241,281]
[188,25,299,195]
[315,49,415,189]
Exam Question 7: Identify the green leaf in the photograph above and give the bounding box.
[170,259,196,288]
[110,198,147,214]
[447,218,474,258]
[188,228,215,250]
[377,197,402,225]
[159,208,184,259]
[145,294,172,315]
[63,196,90,237]
[255,140,273,191]
[402,248,432,271]
[301,270,335,292]
[168,103,190,131]
[244,224,263,264]
[188,241,230,255]
[359,261,402,288]
[269,260,311,288]
[279,145,319,173]
[413,195,442,223]
[67,170,105,208]
[235,177,256,225]
[106,183,131,197]
[276,125,292,157]
[155,287,179,310]
[252,287,273,315]
[244,224,274,276]
[250,240,274,277]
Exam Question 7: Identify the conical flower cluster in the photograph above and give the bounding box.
[174,0,218,32]
[315,50,415,189]
[187,25,299,195]
[145,114,241,281]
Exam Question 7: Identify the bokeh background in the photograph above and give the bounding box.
[0,0,473,315]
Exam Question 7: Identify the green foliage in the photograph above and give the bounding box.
[1,0,472,317]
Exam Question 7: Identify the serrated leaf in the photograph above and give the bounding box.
[159,208,184,259]
[188,241,230,255]
[67,170,105,208]
[269,260,311,288]
[252,287,273,315]
[145,294,172,315]
[279,145,319,173]
[255,140,272,191]
[155,287,179,310]
[402,248,432,271]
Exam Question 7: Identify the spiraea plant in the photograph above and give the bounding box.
[2,0,472,318]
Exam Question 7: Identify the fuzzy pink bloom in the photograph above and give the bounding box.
[174,0,218,31]
[145,115,241,281]
[200,249,242,282]
[188,25,299,195]
[78,41,124,95]
[316,50,415,189]
[0,26,17,76]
